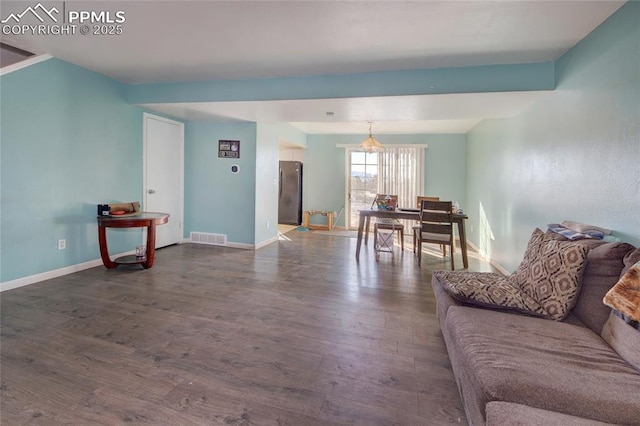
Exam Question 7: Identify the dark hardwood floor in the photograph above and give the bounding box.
[1,230,494,425]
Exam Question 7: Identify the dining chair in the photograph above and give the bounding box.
[415,200,455,269]
[372,194,404,250]
[413,196,444,254]
[416,196,440,208]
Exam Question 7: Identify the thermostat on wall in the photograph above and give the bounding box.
[231,164,240,174]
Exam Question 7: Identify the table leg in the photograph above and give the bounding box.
[142,224,157,269]
[355,214,366,260]
[364,216,371,245]
[98,226,118,269]
[457,219,469,269]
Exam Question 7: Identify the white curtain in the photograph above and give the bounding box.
[378,145,425,209]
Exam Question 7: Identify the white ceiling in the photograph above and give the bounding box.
[1,0,625,134]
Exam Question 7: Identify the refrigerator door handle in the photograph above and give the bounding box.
[279,168,283,198]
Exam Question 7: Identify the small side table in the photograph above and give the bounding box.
[303,210,335,230]
[97,212,169,269]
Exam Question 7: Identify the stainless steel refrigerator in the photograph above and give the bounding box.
[278,161,303,225]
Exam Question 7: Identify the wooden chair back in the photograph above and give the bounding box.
[416,196,439,209]
[416,200,455,269]
[419,201,453,236]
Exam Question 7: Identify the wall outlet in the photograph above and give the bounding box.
[266,220,270,229]
[57,239,66,250]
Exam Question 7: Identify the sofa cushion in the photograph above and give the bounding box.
[485,401,613,426]
[509,230,589,320]
[600,310,640,372]
[434,271,546,317]
[603,261,640,323]
[445,306,640,425]
[572,242,636,333]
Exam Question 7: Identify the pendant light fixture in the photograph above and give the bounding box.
[360,121,384,152]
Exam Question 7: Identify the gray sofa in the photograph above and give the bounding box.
[432,236,640,425]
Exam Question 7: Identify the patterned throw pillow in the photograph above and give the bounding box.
[509,228,546,288]
[509,233,589,320]
[438,228,589,321]
[436,271,547,317]
[603,262,640,323]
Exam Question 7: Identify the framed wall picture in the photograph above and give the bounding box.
[218,140,240,158]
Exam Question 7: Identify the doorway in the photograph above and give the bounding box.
[143,113,184,248]
[345,145,426,230]
[347,150,378,229]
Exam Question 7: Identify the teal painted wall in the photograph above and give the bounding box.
[305,134,467,227]
[184,122,257,245]
[275,124,308,149]
[423,135,467,205]
[0,58,143,282]
[304,135,347,224]
[466,2,640,272]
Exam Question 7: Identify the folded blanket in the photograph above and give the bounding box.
[562,220,611,236]
[603,261,640,323]
[547,223,604,240]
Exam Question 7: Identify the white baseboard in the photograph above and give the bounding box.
[0,250,134,292]
[466,240,510,275]
[254,236,278,250]
[227,241,256,250]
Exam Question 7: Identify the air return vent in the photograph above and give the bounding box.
[190,232,227,246]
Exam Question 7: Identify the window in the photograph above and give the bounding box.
[346,145,425,229]
[348,151,379,228]
[378,145,425,209]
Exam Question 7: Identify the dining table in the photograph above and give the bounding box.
[355,208,469,268]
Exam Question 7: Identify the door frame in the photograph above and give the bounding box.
[340,144,428,230]
[344,146,378,231]
[142,112,185,245]
[344,147,353,230]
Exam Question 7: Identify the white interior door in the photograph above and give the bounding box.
[143,113,184,248]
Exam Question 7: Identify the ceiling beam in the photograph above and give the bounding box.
[126,62,555,105]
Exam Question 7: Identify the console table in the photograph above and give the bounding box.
[97,212,169,269]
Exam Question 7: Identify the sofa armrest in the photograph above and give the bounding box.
[431,272,464,328]
[486,401,617,426]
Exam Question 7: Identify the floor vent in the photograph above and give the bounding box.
[190,232,227,246]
